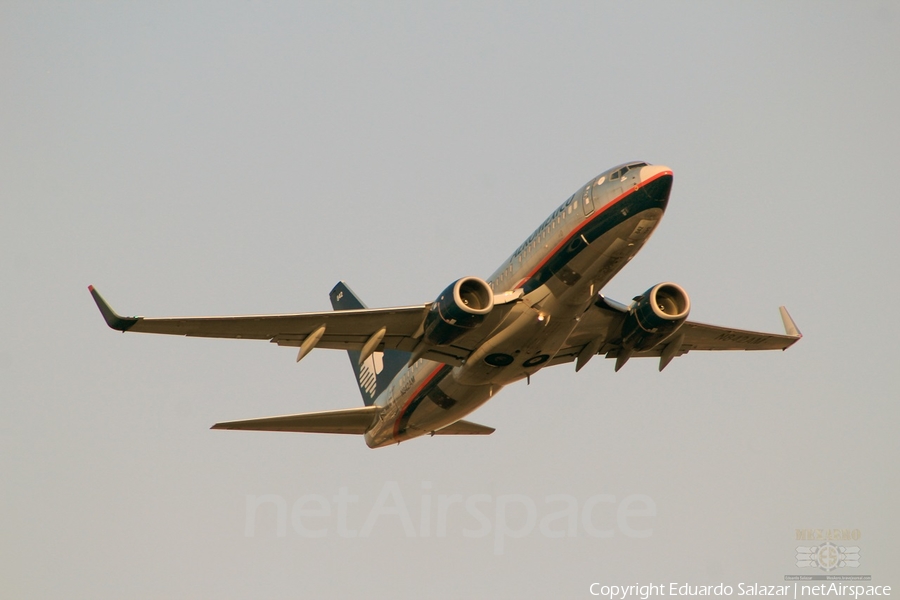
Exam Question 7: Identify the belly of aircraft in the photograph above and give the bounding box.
[454,207,664,386]
[366,204,664,448]
[365,369,499,448]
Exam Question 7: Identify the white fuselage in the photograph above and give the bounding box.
[365,163,673,448]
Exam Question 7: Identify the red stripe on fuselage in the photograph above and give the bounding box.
[390,170,671,441]
[516,170,673,289]
[391,364,446,438]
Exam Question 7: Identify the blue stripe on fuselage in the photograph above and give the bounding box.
[392,173,672,440]
[394,364,453,437]
[521,173,672,294]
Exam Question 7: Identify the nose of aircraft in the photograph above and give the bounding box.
[638,164,674,203]
[639,164,672,182]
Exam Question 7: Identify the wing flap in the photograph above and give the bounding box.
[89,285,524,368]
[211,406,379,434]
[89,285,428,341]
[90,285,449,351]
[555,301,801,367]
[134,307,429,340]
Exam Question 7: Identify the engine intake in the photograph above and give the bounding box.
[620,282,690,351]
[422,277,494,346]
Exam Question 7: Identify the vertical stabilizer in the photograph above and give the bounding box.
[329,282,411,406]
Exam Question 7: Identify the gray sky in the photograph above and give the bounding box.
[2,2,898,598]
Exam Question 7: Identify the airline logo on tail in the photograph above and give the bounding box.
[359,351,384,398]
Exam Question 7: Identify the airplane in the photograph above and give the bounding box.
[89,161,801,448]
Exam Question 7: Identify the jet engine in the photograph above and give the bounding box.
[421,277,494,346]
[620,282,690,351]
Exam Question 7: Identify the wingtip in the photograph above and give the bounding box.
[778,306,802,338]
[88,285,139,331]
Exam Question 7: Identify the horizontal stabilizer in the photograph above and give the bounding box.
[433,420,495,435]
[211,405,379,435]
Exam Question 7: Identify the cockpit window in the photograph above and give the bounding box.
[609,163,647,180]
[610,162,648,181]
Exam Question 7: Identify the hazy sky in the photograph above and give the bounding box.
[2,2,898,598]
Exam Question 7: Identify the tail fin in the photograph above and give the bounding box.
[329,282,411,406]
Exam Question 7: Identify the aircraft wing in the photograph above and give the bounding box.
[552,297,801,371]
[88,285,517,367]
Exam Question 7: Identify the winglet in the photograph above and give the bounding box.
[779,306,801,338]
[88,285,140,331]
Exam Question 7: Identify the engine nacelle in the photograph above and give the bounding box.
[620,282,690,351]
[422,277,494,346]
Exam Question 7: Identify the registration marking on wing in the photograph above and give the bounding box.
[714,332,770,345]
